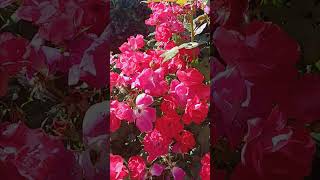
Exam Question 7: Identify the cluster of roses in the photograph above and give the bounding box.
[0,0,109,97]
[110,1,210,179]
[1,0,109,179]
[211,0,319,179]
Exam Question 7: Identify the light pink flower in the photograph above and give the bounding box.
[134,93,156,132]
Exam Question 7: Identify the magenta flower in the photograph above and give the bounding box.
[134,93,156,132]
[132,68,168,97]
[150,163,165,176]
[172,167,186,180]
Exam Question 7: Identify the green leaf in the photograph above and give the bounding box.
[179,42,199,49]
[161,46,180,62]
[161,42,200,62]
[194,23,207,36]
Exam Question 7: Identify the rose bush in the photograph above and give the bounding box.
[110,0,211,179]
[1,0,319,179]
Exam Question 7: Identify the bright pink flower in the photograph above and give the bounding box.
[110,71,131,90]
[110,154,128,180]
[111,100,134,122]
[128,156,146,180]
[116,51,149,76]
[143,129,171,162]
[150,163,165,176]
[119,35,145,52]
[115,101,134,122]
[110,72,120,90]
[160,94,179,115]
[134,93,156,132]
[110,113,121,133]
[170,79,189,107]
[155,23,173,42]
[128,35,145,50]
[175,68,210,101]
[173,130,196,153]
[156,113,183,139]
[146,49,165,69]
[177,68,204,86]
[188,83,210,101]
[164,40,176,50]
[183,96,209,125]
[171,167,186,180]
[200,153,210,180]
[110,100,134,132]
[178,47,200,62]
[163,55,187,73]
[132,68,168,96]
[145,3,183,27]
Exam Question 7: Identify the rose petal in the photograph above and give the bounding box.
[171,167,186,180]
[136,93,154,108]
[150,163,165,176]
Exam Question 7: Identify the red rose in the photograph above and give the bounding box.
[143,129,171,162]
[183,96,209,125]
[174,130,196,153]
[156,112,183,139]
[128,156,146,180]
[200,153,210,180]
[110,154,128,180]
